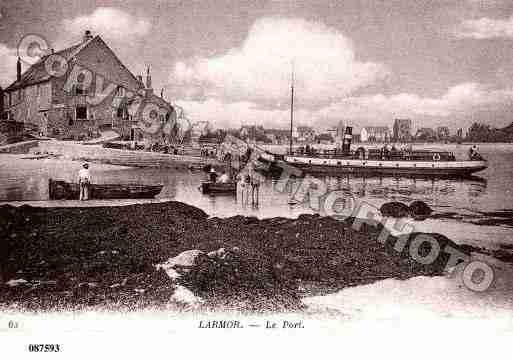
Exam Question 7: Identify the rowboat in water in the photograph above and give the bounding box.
[49,179,163,200]
[200,181,237,195]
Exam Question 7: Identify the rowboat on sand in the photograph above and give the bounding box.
[48,179,163,200]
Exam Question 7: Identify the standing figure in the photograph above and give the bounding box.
[209,167,218,183]
[78,163,91,201]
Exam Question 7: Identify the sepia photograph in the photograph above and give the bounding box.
[1,0,513,356]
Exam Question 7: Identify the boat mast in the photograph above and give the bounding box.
[289,61,295,155]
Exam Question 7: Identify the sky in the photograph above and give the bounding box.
[2,0,513,132]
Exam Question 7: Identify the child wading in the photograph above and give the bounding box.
[78,163,91,200]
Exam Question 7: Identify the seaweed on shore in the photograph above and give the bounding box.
[0,202,497,312]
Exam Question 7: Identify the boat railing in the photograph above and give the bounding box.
[287,149,457,161]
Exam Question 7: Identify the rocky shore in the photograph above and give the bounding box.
[0,201,510,312]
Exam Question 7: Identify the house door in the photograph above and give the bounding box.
[40,112,48,136]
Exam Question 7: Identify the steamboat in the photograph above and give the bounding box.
[259,66,487,179]
[272,130,488,178]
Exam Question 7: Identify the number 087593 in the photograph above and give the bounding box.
[28,344,61,352]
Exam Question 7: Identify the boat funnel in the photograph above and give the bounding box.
[342,126,352,153]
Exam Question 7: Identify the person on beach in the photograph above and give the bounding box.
[78,163,91,201]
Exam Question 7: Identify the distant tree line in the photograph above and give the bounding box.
[465,122,513,143]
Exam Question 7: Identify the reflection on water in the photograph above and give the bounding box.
[1,142,513,218]
[0,155,493,216]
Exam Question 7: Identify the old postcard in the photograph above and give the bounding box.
[1,0,512,357]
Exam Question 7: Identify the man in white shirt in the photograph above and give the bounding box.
[78,163,91,200]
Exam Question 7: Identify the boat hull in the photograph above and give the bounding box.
[278,156,488,178]
[49,179,163,200]
[200,182,237,195]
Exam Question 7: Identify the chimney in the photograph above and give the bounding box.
[160,88,164,99]
[146,65,152,89]
[16,57,22,82]
[83,30,93,43]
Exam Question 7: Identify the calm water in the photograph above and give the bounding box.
[2,144,513,319]
[1,143,512,247]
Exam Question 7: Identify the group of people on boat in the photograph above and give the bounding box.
[297,144,320,155]
[206,165,260,204]
[374,143,415,160]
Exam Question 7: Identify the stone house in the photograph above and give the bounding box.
[3,31,176,142]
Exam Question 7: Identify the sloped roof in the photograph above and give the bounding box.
[5,35,144,93]
[5,42,84,91]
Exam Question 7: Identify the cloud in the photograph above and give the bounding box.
[171,17,388,107]
[177,83,513,131]
[176,99,317,130]
[61,7,151,42]
[316,83,513,129]
[0,44,19,87]
[455,15,513,39]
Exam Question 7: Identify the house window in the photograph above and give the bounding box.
[117,107,124,118]
[75,84,85,95]
[76,105,87,120]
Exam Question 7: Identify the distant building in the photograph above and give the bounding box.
[315,132,334,144]
[190,121,212,142]
[361,126,390,142]
[265,128,290,144]
[393,118,412,141]
[456,128,463,138]
[295,126,316,142]
[335,120,345,143]
[240,125,265,140]
[436,126,450,140]
[415,127,436,141]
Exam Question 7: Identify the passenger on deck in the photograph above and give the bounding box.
[382,144,390,160]
[218,171,230,183]
[469,145,480,160]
